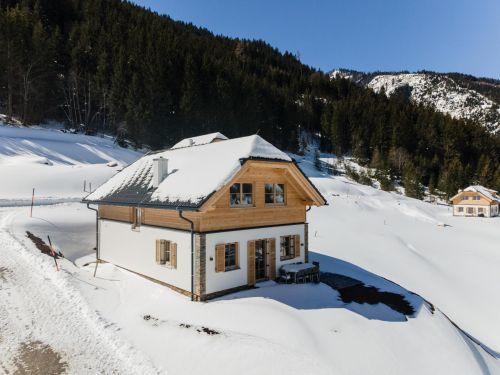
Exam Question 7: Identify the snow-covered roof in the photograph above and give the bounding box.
[84,135,292,208]
[462,185,499,202]
[171,132,228,149]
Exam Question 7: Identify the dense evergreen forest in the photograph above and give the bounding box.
[0,0,499,196]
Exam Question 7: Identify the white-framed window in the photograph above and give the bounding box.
[478,207,484,213]
[224,243,238,270]
[458,207,464,212]
[467,207,474,214]
[280,235,298,260]
[230,183,253,207]
[473,196,481,201]
[265,183,286,205]
[155,239,177,268]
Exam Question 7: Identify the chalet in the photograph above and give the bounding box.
[450,185,500,217]
[83,134,327,300]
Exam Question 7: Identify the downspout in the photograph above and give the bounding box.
[86,203,99,277]
[178,210,195,301]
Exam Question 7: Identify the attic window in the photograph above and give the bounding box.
[230,183,253,207]
[265,184,285,205]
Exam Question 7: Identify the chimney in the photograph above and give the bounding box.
[152,157,168,188]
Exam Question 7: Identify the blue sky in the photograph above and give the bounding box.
[131,0,500,79]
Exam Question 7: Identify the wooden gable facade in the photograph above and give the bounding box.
[98,159,325,232]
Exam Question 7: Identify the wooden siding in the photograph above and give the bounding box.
[99,205,133,222]
[451,191,497,206]
[98,160,311,232]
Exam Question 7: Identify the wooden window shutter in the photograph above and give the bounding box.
[215,244,225,272]
[247,240,256,286]
[235,242,240,267]
[294,235,301,258]
[170,242,177,269]
[267,238,276,280]
[155,240,161,264]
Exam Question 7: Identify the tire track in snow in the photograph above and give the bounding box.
[0,210,162,374]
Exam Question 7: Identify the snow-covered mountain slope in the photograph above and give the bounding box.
[330,70,500,133]
[0,124,142,205]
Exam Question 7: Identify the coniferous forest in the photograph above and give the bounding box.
[0,0,499,196]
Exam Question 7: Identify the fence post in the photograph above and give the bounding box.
[30,188,35,217]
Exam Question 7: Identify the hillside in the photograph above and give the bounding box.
[1,0,500,195]
[0,129,499,374]
[331,69,500,133]
[0,123,141,205]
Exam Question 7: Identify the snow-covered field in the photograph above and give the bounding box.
[1,125,499,374]
[0,125,141,205]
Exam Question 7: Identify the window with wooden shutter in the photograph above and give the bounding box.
[216,242,239,272]
[280,235,295,260]
[155,239,176,268]
[215,244,225,272]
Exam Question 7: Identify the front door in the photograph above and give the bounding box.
[255,240,267,281]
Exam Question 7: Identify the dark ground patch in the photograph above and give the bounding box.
[0,266,12,282]
[321,272,415,316]
[180,323,220,335]
[13,340,67,375]
[25,232,61,258]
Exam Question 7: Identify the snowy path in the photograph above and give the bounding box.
[0,209,160,374]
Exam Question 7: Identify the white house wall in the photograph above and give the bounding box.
[204,224,305,294]
[453,205,497,217]
[99,219,192,291]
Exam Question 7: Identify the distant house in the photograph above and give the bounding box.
[83,133,326,300]
[450,186,500,217]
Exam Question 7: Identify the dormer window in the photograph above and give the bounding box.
[230,183,253,206]
[265,184,285,205]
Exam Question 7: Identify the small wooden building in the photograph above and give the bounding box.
[83,133,326,300]
[450,186,500,217]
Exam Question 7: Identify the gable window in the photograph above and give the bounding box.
[155,239,177,268]
[265,184,285,205]
[462,196,469,201]
[215,242,239,272]
[473,196,481,201]
[230,183,253,206]
[280,235,300,260]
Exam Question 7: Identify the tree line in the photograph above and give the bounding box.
[0,0,499,197]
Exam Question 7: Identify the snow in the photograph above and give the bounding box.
[85,135,291,206]
[0,124,142,205]
[296,152,500,355]
[367,73,500,133]
[1,127,500,374]
[171,132,228,149]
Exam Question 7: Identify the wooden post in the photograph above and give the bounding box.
[84,180,86,192]
[30,188,35,217]
[47,235,59,271]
